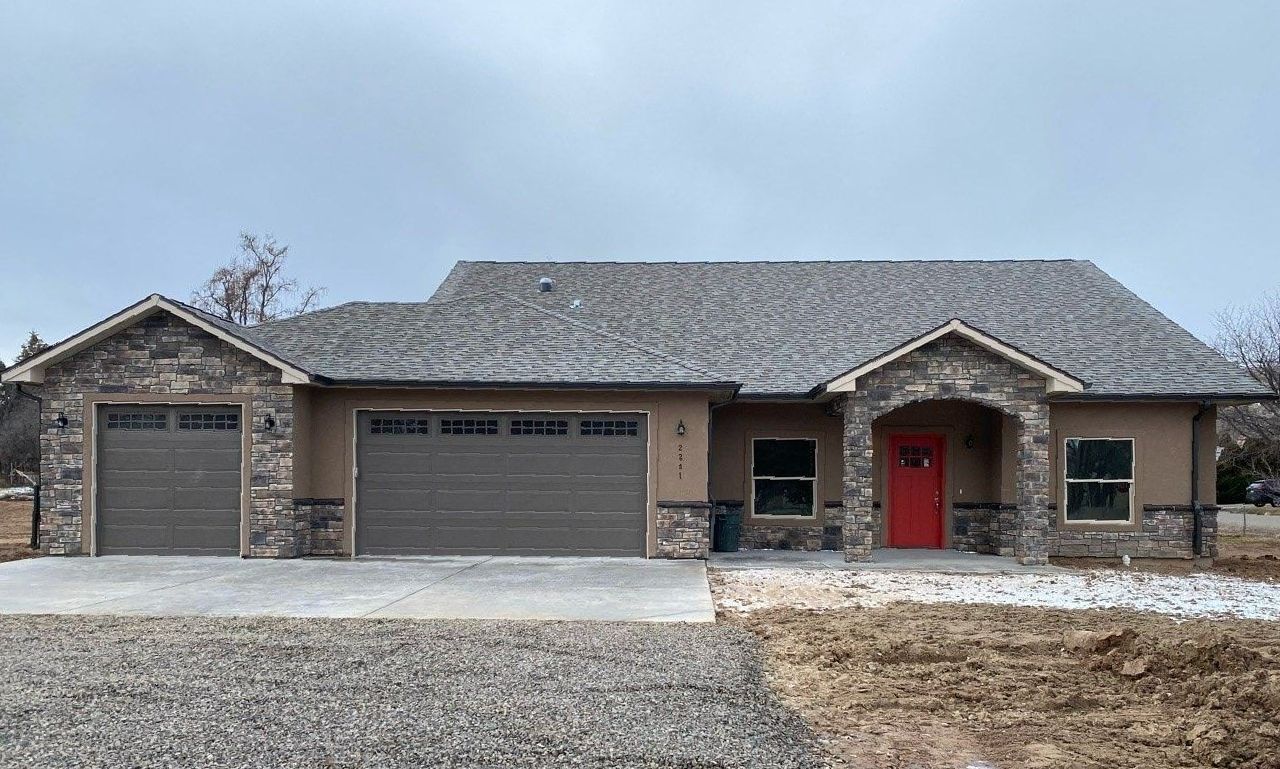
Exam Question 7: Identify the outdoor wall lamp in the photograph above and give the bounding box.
[263,415,277,430]
[53,413,68,429]
[963,434,975,449]
[676,419,686,436]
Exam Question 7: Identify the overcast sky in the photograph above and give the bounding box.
[2,1,1277,363]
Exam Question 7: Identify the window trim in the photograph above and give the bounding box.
[1063,436,1136,525]
[749,436,819,520]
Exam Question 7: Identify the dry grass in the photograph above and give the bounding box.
[729,604,1280,769]
[0,499,38,563]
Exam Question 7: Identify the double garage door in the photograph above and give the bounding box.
[93,406,648,557]
[95,405,242,556]
[356,411,648,556]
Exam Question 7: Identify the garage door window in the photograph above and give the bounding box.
[580,419,639,436]
[178,413,240,431]
[106,412,167,430]
[370,417,430,435]
[441,418,499,435]
[511,419,568,436]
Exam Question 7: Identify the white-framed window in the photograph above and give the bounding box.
[751,437,817,518]
[1064,437,1135,523]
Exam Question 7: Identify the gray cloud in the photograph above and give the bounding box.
[1,1,1277,361]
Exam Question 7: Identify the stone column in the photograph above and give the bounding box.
[841,394,874,562]
[1013,404,1051,565]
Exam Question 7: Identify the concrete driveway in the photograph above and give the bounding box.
[0,555,715,622]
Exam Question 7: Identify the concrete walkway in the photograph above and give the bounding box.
[709,548,1067,574]
[0,555,715,622]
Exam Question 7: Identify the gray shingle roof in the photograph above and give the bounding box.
[245,290,734,387]
[425,259,1267,398]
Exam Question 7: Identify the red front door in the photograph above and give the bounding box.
[888,434,945,548]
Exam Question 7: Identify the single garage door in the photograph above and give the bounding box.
[96,405,242,556]
[356,411,647,556]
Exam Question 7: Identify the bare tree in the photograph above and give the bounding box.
[190,232,325,325]
[1214,290,1280,479]
[0,331,48,479]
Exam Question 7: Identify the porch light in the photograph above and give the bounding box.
[676,420,686,436]
[263,415,277,430]
[53,413,68,429]
[964,434,975,449]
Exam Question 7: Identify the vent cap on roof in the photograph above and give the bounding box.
[538,277,555,292]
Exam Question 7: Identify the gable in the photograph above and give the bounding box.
[1,295,311,385]
[817,319,1084,397]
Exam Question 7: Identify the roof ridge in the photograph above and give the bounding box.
[456,258,1094,266]
[496,292,732,381]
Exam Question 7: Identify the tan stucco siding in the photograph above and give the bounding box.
[296,387,713,556]
[1048,402,1217,508]
[291,386,313,499]
[709,403,844,526]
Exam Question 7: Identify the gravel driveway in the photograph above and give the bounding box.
[0,616,817,768]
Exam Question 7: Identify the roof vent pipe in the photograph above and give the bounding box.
[538,277,554,292]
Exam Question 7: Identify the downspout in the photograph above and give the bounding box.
[14,383,41,550]
[1191,400,1211,557]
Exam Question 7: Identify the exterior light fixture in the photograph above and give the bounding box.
[964,434,975,449]
[54,413,68,429]
[264,415,277,430]
[676,420,686,436]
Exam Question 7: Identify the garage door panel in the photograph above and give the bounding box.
[430,452,507,474]
[172,486,241,511]
[506,452,577,474]
[97,405,241,556]
[357,411,647,556]
[360,488,439,510]
[173,449,240,472]
[361,451,432,474]
[99,449,175,471]
[98,486,173,512]
[98,525,170,551]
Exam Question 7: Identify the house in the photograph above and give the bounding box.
[2,259,1270,565]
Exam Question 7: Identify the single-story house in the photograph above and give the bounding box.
[3,259,1270,565]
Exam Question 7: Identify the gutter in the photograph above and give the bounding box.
[1191,400,1212,558]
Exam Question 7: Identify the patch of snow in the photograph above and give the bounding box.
[713,568,1280,621]
[0,487,34,501]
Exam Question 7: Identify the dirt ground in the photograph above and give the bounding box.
[726,603,1280,769]
[1054,533,1280,582]
[0,500,38,563]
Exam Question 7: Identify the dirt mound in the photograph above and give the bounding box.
[730,603,1280,769]
[1064,626,1280,767]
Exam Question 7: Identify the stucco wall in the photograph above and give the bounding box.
[296,387,714,556]
[1047,402,1217,510]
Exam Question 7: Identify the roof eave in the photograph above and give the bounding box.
[305,378,743,393]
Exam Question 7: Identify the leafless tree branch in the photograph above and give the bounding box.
[190,232,326,325]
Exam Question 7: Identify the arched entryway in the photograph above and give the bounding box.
[838,334,1052,565]
[872,399,1020,554]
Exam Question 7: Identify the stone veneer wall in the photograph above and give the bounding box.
[951,503,1018,556]
[36,311,302,557]
[720,502,844,551]
[1046,505,1216,559]
[841,334,1052,565]
[295,498,346,556]
[655,502,710,559]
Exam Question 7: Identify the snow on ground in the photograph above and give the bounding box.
[712,568,1280,621]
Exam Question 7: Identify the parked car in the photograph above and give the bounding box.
[1245,479,1280,507]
